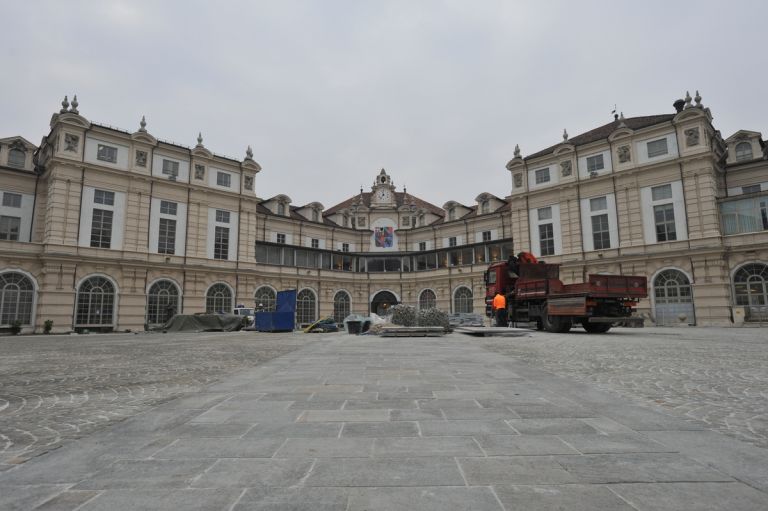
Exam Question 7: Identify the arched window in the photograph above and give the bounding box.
[206,283,232,313]
[333,290,351,323]
[147,280,180,325]
[481,200,490,214]
[454,286,473,313]
[75,276,116,327]
[254,286,277,311]
[277,202,286,216]
[0,272,35,325]
[735,142,753,162]
[418,289,436,310]
[8,148,26,168]
[448,208,456,221]
[654,270,692,303]
[296,289,316,325]
[733,263,768,309]
[312,209,319,222]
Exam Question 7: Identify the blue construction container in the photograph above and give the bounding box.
[254,289,296,332]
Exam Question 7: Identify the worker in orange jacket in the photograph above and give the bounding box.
[492,292,507,327]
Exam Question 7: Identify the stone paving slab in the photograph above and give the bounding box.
[1,330,768,510]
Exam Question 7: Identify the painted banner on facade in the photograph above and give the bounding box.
[374,227,394,248]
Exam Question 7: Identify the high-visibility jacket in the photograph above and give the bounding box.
[492,293,506,310]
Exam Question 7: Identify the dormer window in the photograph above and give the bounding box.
[277,203,286,216]
[735,142,753,162]
[481,200,490,214]
[586,154,604,173]
[312,210,319,222]
[647,138,669,158]
[448,208,456,221]
[8,147,25,168]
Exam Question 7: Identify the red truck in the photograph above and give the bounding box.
[484,253,647,333]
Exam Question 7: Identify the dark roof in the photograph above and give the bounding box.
[324,191,444,217]
[525,114,675,160]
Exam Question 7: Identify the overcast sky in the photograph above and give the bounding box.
[3,1,767,208]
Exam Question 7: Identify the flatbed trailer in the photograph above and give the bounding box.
[485,257,647,333]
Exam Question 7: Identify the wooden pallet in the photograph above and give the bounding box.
[454,327,532,337]
[379,326,446,337]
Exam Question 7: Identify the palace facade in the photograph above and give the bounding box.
[0,92,766,333]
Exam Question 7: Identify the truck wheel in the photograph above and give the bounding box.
[541,305,572,333]
[582,321,611,333]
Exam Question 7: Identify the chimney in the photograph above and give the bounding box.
[673,99,685,113]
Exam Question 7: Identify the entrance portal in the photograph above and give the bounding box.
[371,291,398,316]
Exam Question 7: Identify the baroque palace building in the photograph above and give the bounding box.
[0,91,766,333]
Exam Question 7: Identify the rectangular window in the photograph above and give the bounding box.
[94,189,115,206]
[482,230,492,242]
[534,168,550,184]
[418,241,427,251]
[762,200,768,230]
[591,214,611,249]
[537,207,552,221]
[341,243,349,252]
[651,184,673,201]
[589,196,607,212]
[96,144,118,163]
[276,233,286,244]
[538,223,555,256]
[654,203,677,242]
[162,159,179,177]
[403,216,410,226]
[311,238,319,249]
[214,226,229,259]
[742,185,761,195]
[0,215,21,240]
[586,154,604,173]
[2,192,22,208]
[159,200,177,215]
[448,236,457,247]
[89,209,113,248]
[647,138,669,158]
[215,210,230,223]
[158,218,176,254]
[216,172,231,187]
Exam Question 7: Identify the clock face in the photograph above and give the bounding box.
[377,190,391,202]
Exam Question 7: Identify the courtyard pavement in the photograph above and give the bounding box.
[1,328,768,510]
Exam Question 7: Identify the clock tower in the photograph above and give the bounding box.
[371,168,395,207]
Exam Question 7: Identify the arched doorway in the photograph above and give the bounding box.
[0,271,36,326]
[75,275,116,331]
[254,286,277,312]
[206,283,232,313]
[454,286,474,313]
[333,290,351,323]
[653,269,695,325]
[296,289,317,325]
[733,263,768,321]
[146,279,181,326]
[371,290,398,316]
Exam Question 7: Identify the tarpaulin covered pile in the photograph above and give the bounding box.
[156,314,244,332]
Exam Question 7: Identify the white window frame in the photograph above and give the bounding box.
[640,180,688,244]
[637,133,678,164]
[149,198,187,256]
[529,204,562,257]
[580,194,618,252]
[206,208,238,260]
[78,187,125,249]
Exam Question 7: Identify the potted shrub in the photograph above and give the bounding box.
[43,320,53,334]
[10,320,22,335]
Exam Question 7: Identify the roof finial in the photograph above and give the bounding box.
[196,132,203,146]
[139,115,147,132]
[618,111,626,128]
[684,91,692,109]
[694,90,702,107]
[245,145,254,160]
[513,144,521,158]
[60,95,69,114]
[69,94,79,114]
[563,129,568,141]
